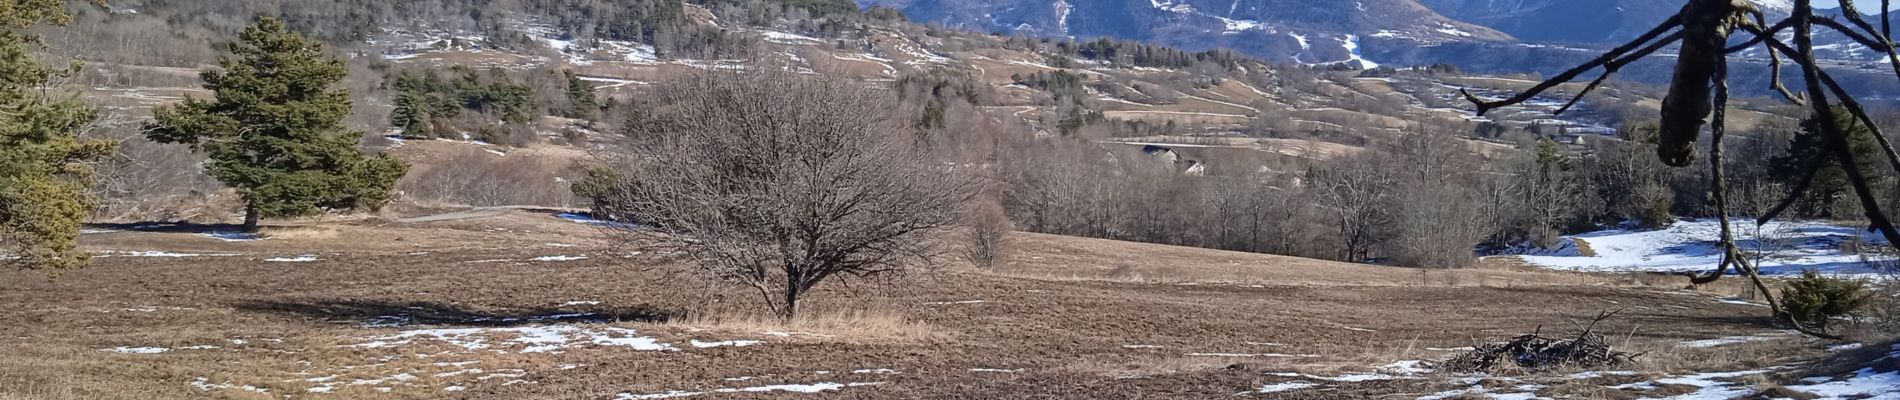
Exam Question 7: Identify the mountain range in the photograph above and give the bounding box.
[862,0,1900,96]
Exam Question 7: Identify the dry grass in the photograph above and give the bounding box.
[1623,338,1817,375]
[255,225,345,240]
[0,210,1846,399]
[658,306,938,343]
[992,232,1611,288]
[1055,355,1232,378]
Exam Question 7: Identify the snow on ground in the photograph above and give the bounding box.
[1340,35,1379,69]
[1417,384,1543,400]
[1784,343,1900,399]
[356,325,676,353]
[1288,32,1310,50]
[578,76,648,89]
[191,377,269,394]
[95,251,239,258]
[617,382,887,399]
[759,30,824,45]
[264,255,319,262]
[1612,368,1783,398]
[105,346,171,354]
[1254,381,1318,393]
[1677,331,1799,348]
[202,231,263,241]
[531,255,587,262]
[555,212,641,230]
[689,339,762,348]
[1511,219,1893,276]
[1378,360,1433,374]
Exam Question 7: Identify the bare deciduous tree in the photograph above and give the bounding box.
[963,198,1013,268]
[1307,153,1397,263]
[591,70,973,321]
[1390,129,1496,268]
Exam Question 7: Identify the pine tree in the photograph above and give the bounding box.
[390,89,434,138]
[563,70,598,120]
[145,18,407,232]
[1768,107,1882,218]
[0,0,116,271]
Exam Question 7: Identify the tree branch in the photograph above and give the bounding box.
[1462,14,1685,115]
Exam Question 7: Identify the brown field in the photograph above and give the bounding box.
[0,209,1855,399]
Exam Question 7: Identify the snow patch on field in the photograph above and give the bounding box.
[532,255,587,262]
[616,382,886,399]
[356,325,676,353]
[106,346,171,354]
[1511,219,1892,276]
[1418,384,1543,400]
[1378,360,1434,374]
[1677,331,1798,348]
[690,339,762,348]
[1255,381,1318,393]
[203,231,263,241]
[1613,369,1779,393]
[264,255,319,262]
[191,377,269,393]
[1784,362,1900,399]
[556,212,641,230]
[97,251,239,258]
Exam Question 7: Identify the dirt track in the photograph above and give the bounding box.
[0,210,1840,399]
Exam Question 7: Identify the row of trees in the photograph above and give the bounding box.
[998,126,1515,267]
[388,67,537,140]
[993,104,1900,268]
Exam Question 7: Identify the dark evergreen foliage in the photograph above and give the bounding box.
[145,18,408,232]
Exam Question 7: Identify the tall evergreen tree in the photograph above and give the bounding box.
[1769,107,1882,219]
[563,70,598,120]
[145,18,407,232]
[390,90,434,138]
[0,0,116,271]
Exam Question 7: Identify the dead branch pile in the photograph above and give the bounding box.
[1444,311,1639,374]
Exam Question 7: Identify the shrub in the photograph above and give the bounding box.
[963,199,1013,268]
[1780,270,1872,332]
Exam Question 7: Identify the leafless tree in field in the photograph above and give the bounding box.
[592,70,974,321]
[1461,0,1900,337]
[1390,129,1496,268]
[1307,153,1397,263]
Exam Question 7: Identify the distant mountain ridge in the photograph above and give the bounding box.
[861,0,1512,67]
[865,0,1900,99]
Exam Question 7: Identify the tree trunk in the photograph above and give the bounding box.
[781,279,800,323]
[242,205,260,233]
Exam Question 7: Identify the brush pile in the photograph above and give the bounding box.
[1444,311,1639,374]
